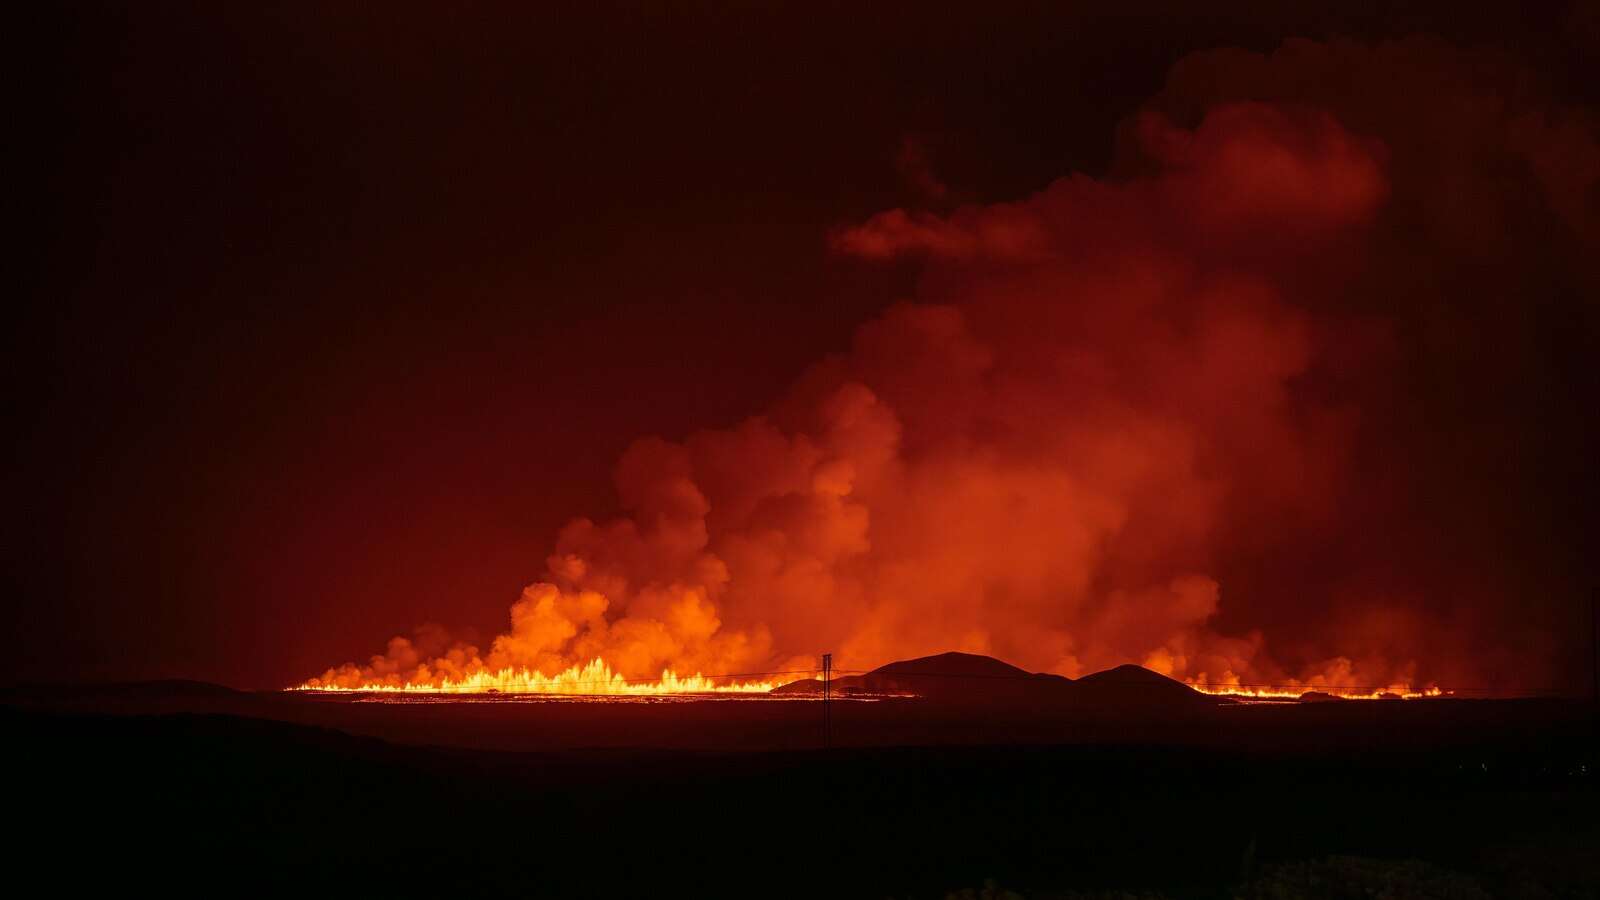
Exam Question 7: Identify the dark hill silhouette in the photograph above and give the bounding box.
[854,651,1072,702]
[1072,663,1212,710]
[774,653,1215,712]
[873,651,1035,679]
[1300,691,1344,703]
[774,651,1061,699]
[1074,663,1179,687]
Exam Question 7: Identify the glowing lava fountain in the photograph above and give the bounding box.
[290,657,783,695]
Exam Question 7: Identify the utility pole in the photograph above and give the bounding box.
[822,652,832,750]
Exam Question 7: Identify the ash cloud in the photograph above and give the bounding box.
[312,38,1597,694]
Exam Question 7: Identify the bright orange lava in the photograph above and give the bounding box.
[290,657,782,695]
[290,656,1445,700]
[1184,680,1444,700]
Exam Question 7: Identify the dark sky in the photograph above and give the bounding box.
[12,2,1597,689]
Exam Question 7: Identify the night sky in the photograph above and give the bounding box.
[13,2,1598,690]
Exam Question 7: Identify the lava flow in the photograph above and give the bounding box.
[291,657,784,695]
[1185,680,1444,700]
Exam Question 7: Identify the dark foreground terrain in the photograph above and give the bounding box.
[5,679,1595,898]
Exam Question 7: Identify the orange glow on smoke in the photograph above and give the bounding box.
[292,657,782,695]
[297,74,1589,701]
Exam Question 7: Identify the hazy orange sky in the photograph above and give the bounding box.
[13,3,1598,691]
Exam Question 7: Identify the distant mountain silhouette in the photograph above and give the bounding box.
[853,651,1071,702]
[773,652,1212,712]
[774,651,1058,699]
[873,651,1035,679]
[1072,663,1212,710]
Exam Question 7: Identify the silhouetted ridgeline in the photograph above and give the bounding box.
[772,651,1212,711]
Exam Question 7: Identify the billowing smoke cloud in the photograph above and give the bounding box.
[310,38,1597,694]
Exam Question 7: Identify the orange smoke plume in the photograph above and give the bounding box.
[302,40,1598,697]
